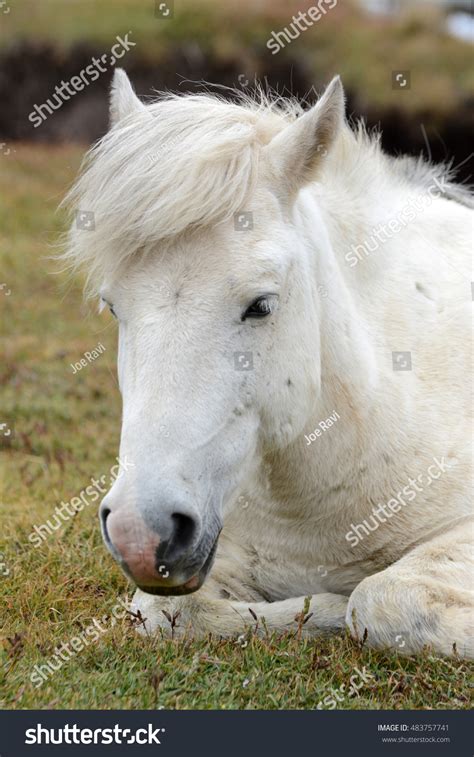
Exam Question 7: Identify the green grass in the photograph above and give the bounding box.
[0,146,473,710]
[1,0,472,112]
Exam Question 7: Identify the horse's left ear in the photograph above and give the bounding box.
[262,76,345,198]
[109,68,148,127]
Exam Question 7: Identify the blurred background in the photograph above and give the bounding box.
[0,0,473,176]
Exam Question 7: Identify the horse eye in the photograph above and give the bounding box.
[109,305,117,318]
[242,296,274,321]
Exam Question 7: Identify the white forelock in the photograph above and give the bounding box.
[61,87,471,292]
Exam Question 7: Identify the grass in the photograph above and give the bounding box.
[1,0,472,112]
[0,145,473,710]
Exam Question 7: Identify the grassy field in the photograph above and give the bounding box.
[0,145,473,710]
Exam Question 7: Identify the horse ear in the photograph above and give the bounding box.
[109,68,147,127]
[263,76,345,198]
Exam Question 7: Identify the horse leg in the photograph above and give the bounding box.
[131,587,349,638]
[346,519,474,658]
[131,520,473,655]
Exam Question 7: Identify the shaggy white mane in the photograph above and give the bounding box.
[62,89,472,291]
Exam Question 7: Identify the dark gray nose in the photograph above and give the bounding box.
[154,512,197,562]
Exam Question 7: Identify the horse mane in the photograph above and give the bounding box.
[391,153,473,209]
[61,87,472,292]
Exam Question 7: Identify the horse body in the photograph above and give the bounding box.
[163,171,472,652]
[65,70,473,657]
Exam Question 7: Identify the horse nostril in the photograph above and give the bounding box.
[156,512,197,562]
[172,512,196,549]
[99,505,111,541]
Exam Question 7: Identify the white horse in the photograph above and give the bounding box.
[64,69,473,658]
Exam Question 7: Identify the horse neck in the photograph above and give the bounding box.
[262,135,386,506]
[298,131,382,427]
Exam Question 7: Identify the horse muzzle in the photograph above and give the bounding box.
[99,497,221,595]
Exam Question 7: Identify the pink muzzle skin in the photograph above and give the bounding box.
[106,508,163,586]
[102,501,220,595]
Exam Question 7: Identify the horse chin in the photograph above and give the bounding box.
[135,535,219,597]
[136,580,202,597]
